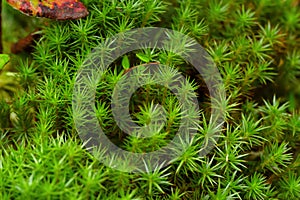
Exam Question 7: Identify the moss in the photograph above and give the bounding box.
[1,0,299,199]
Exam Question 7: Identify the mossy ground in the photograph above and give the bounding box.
[1,0,300,199]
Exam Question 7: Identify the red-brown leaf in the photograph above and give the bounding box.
[7,0,88,20]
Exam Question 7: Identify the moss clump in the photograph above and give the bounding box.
[1,0,299,199]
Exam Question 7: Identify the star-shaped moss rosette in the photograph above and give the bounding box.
[7,0,88,20]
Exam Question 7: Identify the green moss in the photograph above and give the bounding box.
[1,0,299,199]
